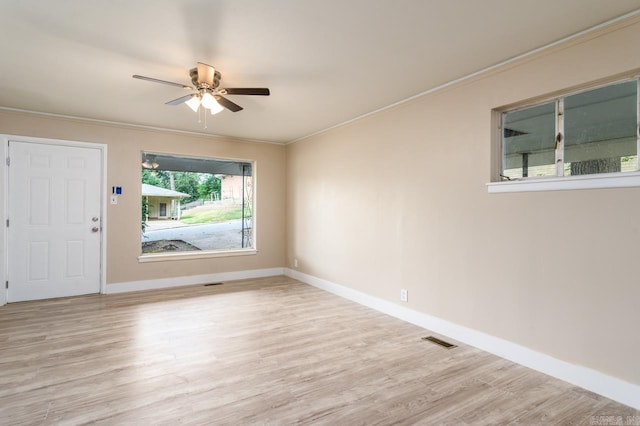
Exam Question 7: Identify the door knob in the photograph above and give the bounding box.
[92,227,100,233]
[92,217,99,222]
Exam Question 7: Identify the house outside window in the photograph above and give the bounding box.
[142,184,189,220]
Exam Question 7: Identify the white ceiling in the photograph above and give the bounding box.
[1,1,639,144]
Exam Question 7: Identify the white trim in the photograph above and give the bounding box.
[0,139,6,306]
[2,134,109,151]
[487,171,640,193]
[250,160,258,251]
[0,106,282,146]
[106,267,284,294]
[284,268,640,410]
[287,9,640,145]
[138,248,257,263]
[0,135,108,303]
[100,144,108,295]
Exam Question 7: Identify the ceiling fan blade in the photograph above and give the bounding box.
[197,62,216,87]
[132,75,192,90]
[223,88,270,96]
[214,95,243,112]
[166,93,197,105]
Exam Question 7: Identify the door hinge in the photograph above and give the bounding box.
[5,219,8,227]
[5,157,9,166]
[5,281,7,289]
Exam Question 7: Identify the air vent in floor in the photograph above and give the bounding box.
[422,336,457,349]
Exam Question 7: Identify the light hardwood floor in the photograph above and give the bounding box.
[0,276,637,425]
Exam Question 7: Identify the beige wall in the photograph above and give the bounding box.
[0,111,286,285]
[286,18,640,385]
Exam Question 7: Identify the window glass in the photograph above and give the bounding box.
[500,78,639,182]
[502,101,556,179]
[140,152,254,255]
[564,81,638,175]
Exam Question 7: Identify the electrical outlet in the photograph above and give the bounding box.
[294,258,299,268]
[400,289,408,302]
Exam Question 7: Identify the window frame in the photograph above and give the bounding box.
[138,151,257,262]
[488,76,640,193]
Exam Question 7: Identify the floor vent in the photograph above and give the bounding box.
[422,336,457,349]
[204,282,224,286]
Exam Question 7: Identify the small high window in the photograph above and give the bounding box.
[501,79,639,180]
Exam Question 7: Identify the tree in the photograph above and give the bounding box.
[142,169,170,188]
[198,174,221,200]
[173,172,200,202]
[142,169,202,203]
[141,197,149,234]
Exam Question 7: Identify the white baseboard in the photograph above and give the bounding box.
[284,268,640,410]
[106,267,285,294]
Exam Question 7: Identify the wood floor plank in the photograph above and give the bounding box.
[0,276,637,425]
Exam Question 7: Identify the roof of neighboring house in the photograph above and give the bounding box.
[142,183,190,198]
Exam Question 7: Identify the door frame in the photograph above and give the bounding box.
[0,135,108,306]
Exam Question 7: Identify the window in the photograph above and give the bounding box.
[494,78,640,191]
[140,152,254,259]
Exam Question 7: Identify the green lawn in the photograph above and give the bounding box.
[180,207,249,224]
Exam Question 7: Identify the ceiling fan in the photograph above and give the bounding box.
[132,62,270,114]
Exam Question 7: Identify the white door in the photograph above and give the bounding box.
[7,141,102,302]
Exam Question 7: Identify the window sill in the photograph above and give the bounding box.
[487,171,640,193]
[138,249,257,263]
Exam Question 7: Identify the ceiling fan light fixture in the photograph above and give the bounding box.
[133,62,270,124]
[201,91,223,114]
[142,154,159,169]
[185,95,201,112]
[142,161,159,169]
[209,101,224,115]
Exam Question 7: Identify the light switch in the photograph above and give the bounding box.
[110,195,118,205]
